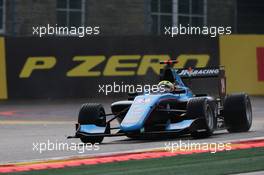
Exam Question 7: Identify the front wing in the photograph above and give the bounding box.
[68,118,207,139]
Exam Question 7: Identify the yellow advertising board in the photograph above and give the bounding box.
[0,37,7,99]
[220,35,264,95]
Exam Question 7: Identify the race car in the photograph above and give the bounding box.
[68,60,252,144]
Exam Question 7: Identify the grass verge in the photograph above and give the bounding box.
[8,147,264,175]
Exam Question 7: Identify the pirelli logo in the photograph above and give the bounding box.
[257,47,264,81]
[0,37,7,99]
[19,54,210,78]
[220,35,264,95]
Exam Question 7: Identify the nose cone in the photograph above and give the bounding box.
[120,96,154,132]
[120,105,148,131]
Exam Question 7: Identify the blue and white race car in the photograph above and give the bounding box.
[69,60,252,143]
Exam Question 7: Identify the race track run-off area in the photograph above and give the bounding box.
[0,97,264,173]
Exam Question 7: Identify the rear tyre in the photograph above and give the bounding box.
[78,103,106,144]
[187,98,216,139]
[223,93,252,132]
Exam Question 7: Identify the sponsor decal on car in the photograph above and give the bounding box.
[131,106,145,114]
[177,68,219,77]
[135,97,151,104]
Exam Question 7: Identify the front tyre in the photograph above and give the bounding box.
[223,93,252,132]
[80,136,104,144]
[78,103,106,144]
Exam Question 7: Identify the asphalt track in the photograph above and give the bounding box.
[0,97,264,164]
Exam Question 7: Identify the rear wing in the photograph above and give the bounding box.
[175,67,221,78]
[177,67,226,100]
[159,60,226,99]
[160,66,226,101]
[159,60,223,79]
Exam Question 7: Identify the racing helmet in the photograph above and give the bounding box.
[158,80,174,92]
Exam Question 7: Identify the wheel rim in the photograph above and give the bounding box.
[246,97,252,125]
[99,109,106,126]
[206,106,214,130]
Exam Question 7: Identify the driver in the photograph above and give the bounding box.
[158,80,175,93]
